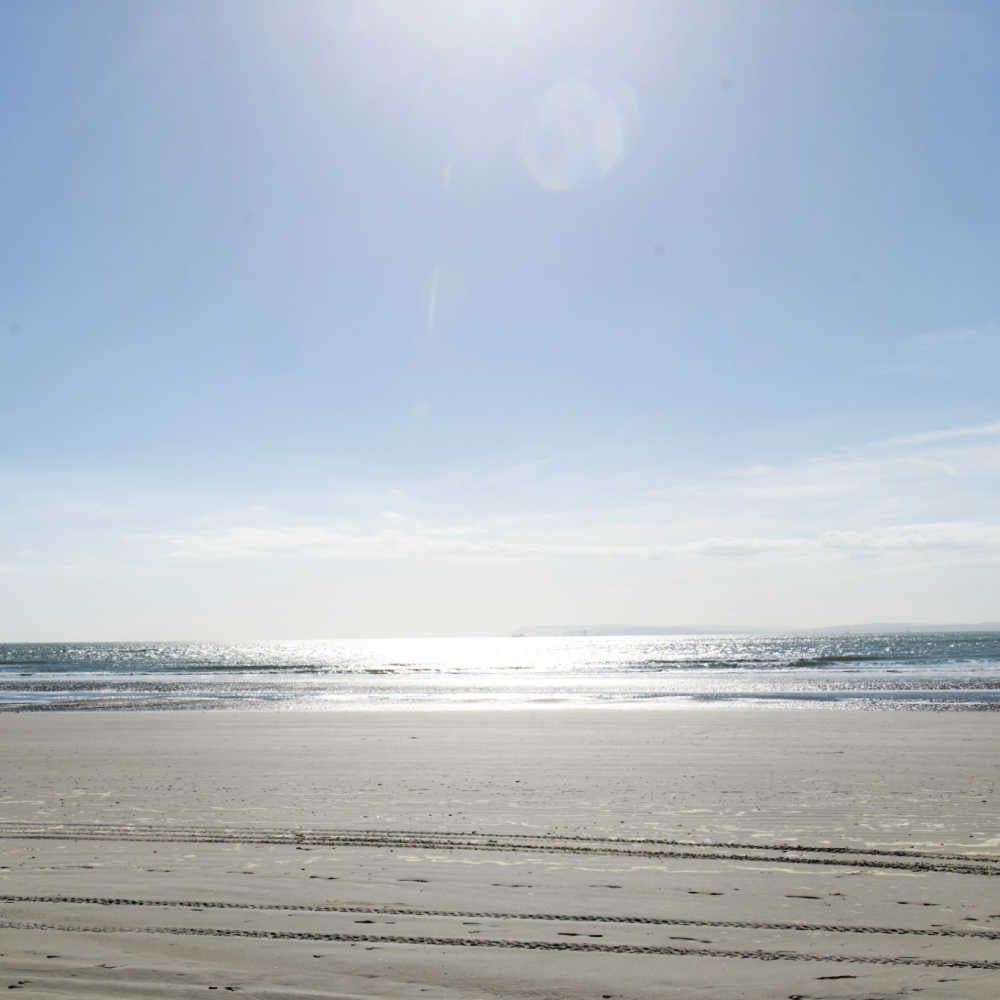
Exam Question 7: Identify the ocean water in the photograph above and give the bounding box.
[2,632,1000,712]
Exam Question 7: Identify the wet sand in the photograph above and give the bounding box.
[1,709,998,997]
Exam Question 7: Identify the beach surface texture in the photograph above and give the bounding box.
[1,709,998,997]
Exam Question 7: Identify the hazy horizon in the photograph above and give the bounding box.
[3,1,999,640]
[6,620,1000,644]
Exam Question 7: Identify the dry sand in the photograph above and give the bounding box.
[1,708,998,998]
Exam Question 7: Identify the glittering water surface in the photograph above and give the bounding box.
[2,633,1000,711]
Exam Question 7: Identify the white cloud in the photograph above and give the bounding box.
[160,513,1000,568]
[145,416,1000,575]
[5,413,999,637]
[676,535,810,557]
[823,521,1000,552]
[649,420,1000,508]
[877,420,1000,448]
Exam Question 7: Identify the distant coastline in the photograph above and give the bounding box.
[511,622,1000,637]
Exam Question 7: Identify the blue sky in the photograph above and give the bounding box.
[2,0,999,638]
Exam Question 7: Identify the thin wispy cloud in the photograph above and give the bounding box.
[650,420,1000,505]
[877,420,1000,448]
[9,417,999,572]
[160,515,1000,565]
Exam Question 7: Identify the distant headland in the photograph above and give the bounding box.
[511,623,1000,636]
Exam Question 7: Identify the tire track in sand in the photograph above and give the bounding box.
[0,822,996,876]
[1,918,998,970]
[2,893,997,940]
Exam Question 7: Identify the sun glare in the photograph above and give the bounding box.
[353,0,579,54]
[519,79,635,192]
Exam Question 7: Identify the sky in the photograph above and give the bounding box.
[2,0,999,639]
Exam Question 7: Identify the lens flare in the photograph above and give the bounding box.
[519,79,630,192]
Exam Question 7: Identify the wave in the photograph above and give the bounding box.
[631,654,897,671]
[788,654,894,667]
[0,662,332,674]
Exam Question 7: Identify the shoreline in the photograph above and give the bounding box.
[5,697,1000,713]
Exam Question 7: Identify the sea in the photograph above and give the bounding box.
[2,632,1000,712]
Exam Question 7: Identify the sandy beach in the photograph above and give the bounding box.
[1,709,998,997]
